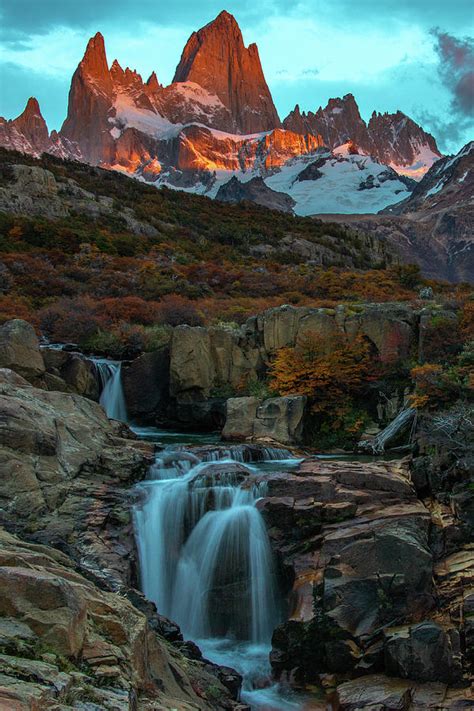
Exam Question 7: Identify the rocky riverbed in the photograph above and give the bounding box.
[0,317,472,709]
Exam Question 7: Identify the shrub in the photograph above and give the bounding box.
[156,294,204,327]
[269,332,372,412]
[0,295,35,325]
[410,363,466,409]
[422,315,462,363]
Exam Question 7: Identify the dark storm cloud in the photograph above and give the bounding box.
[418,29,474,150]
[1,0,472,36]
[0,0,265,36]
[432,29,474,116]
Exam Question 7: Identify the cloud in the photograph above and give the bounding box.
[432,29,474,115]
[417,29,474,151]
[2,1,471,37]
[0,1,292,38]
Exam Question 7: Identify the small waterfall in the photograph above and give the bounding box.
[94,359,128,422]
[185,444,293,463]
[134,451,279,644]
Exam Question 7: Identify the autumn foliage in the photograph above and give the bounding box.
[269,333,374,434]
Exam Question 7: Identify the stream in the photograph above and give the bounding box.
[92,357,307,709]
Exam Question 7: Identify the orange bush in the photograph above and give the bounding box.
[410,363,461,408]
[269,333,373,421]
[0,295,36,326]
[460,301,474,340]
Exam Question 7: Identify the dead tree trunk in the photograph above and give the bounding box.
[357,408,416,455]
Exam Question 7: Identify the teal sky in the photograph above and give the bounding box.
[0,1,473,153]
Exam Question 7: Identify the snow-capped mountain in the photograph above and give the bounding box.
[384,140,473,215]
[173,143,413,216]
[318,142,473,282]
[283,96,441,179]
[0,10,443,216]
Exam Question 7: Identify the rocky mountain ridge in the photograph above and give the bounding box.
[284,96,440,178]
[0,98,81,161]
[317,141,473,282]
[0,11,442,208]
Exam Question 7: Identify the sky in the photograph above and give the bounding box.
[0,0,473,154]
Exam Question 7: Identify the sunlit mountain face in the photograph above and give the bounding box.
[0,5,471,218]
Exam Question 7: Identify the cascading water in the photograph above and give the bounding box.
[134,454,278,642]
[133,446,303,709]
[93,359,128,422]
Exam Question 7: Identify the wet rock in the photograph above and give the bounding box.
[0,319,45,379]
[266,458,444,684]
[334,674,443,710]
[383,621,463,684]
[0,528,242,710]
[42,347,99,399]
[122,348,170,421]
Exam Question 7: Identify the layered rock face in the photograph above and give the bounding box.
[259,454,473,706]
[0,528,245,710]
[0,367,151,589]
[173,10,280,134]
[168,303,419,430]
[283,94,441,175]
[0,322,245,709]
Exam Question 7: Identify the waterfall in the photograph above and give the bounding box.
[133,451,279,644]
[94,359,128,422]
[181,444,293,463]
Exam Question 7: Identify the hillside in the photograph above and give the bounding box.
[0,147,461,357]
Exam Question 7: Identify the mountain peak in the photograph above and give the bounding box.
[146,71,160,92]
[212,10,239,28]
[80,31,111,86]
[23,97,42,116]
[173,11,280,133]
[12,96,49,150]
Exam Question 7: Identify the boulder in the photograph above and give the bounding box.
[384,621,463,684]
[0,319,45,379]
[0,367,152,589]
[222,395,306,445]
[254,396,306,444]
[42,347,99,398]
[122,347,170,420]
[222,397,260,440]
[334,675,446,710]
[0,566,87,657]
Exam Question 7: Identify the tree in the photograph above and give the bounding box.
[269,332,373,424]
